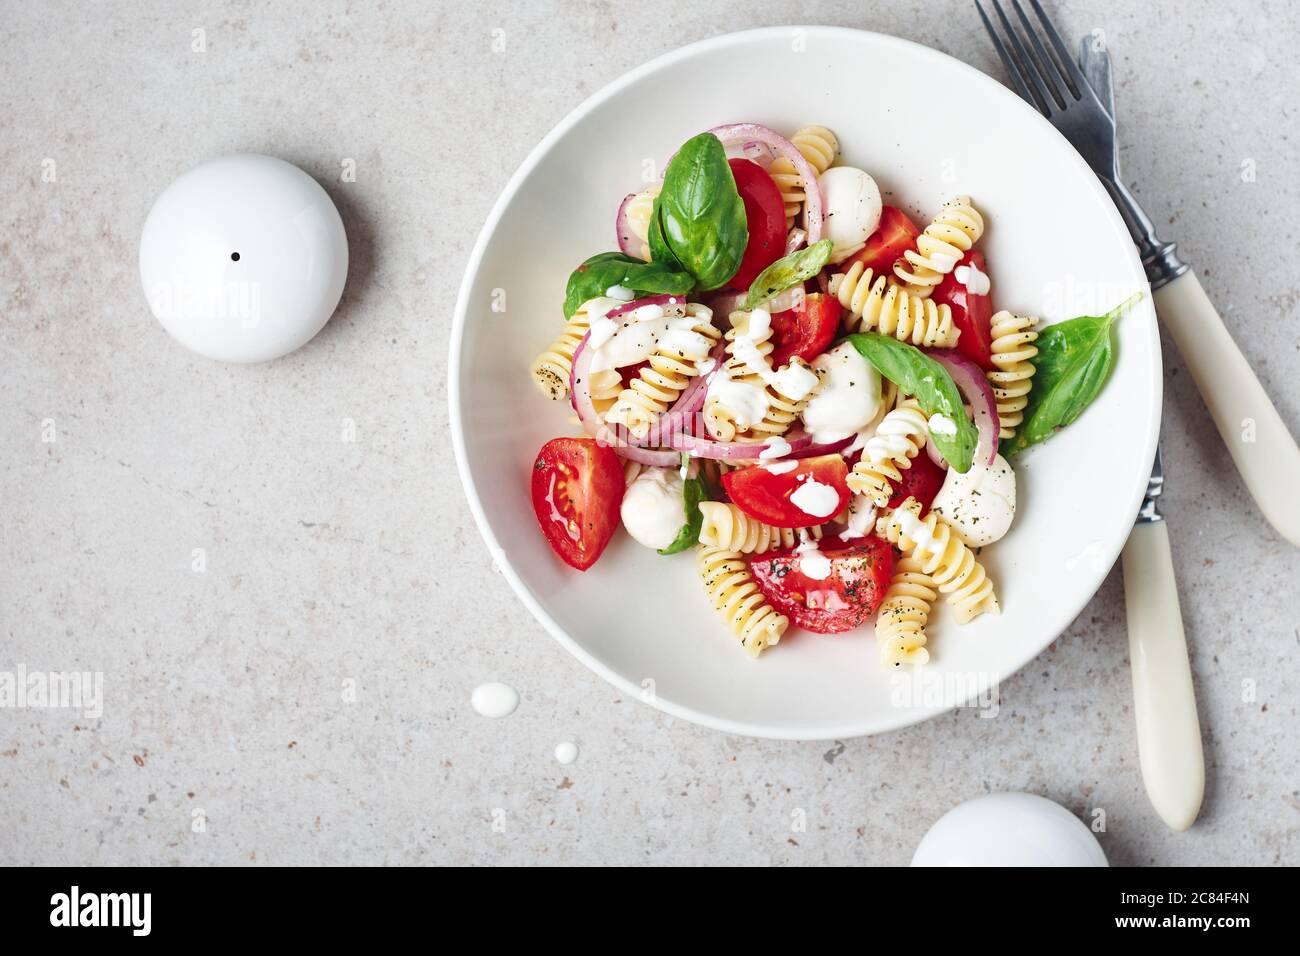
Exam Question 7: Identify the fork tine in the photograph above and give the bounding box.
[1010,0,1070,106]
[990,0,1057,115]
[1030,0,1088,99]
[974,0,1037,109]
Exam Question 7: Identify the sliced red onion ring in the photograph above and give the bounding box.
[606,293,687,322]
[710,124,825,244]
[785,228,807,254]
[667,431,800,461]
[569,330,679,467]
[924,347,1000,467]
[665,335,728,421]
[786,434,854,459]
[615,193,645,260]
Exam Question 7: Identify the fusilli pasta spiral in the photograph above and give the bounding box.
[875,497,999,624]
[706,310,819,443]
[846,400,929,506]
[698,502,822,554]
[875,555,936,667]
[829,263,959,347]
[531,304,595,400]
[987,310,1039,441]
[605,307,722,438]
[892,197,984,297]
[698,545,788,656]
[765,125,838,228]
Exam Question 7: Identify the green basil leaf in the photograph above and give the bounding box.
[745,239,834,309]
[1002,292,1144,457]
[648,197,685,272]
[562,252,694,319]
[658,473,708,555]
[847,332,978,472]
[656,132,748,291]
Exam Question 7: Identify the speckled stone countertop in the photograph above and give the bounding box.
[1,0,1296,866]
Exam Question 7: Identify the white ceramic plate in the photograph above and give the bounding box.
[449,26,1160,740]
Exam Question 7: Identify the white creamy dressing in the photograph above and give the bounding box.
[707,377,770,429]
[818,166,883,264]
[606,285,635,301]
[759,437,797,475]
[840,494,878,540]
[632,303,665,322]
[589,298,709,373]
[585,297,621,351]
[471,682,519,718]
[759,436,792,460]
[800,342,882,443]
[891,505,941,560]
[790,478,841,519]
[696,357,716,376]
[954,261,990,295]
[727,308,819,401]
[795,532,832,581]
[620,467,686,550]
[928,412,958,437]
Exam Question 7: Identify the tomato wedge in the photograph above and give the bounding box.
[725,158,787,292]
[887,449,947,514]
[841,205,920,276]
[530,437,624,571]
[750,536,895,634]
[933,250,994,370]
[722,455,851,529]
[769,293,842,367]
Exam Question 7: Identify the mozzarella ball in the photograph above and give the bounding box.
[801,341,882,443]
[818,166,883,264]
[620,467,686,550]
[930,454,1017,546]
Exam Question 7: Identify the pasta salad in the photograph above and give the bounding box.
[528,123,1139,668]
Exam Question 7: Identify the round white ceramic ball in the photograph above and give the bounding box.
[139,153,348,363]
[911,792,1108,867]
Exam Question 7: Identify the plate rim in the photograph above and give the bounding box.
[448,24,1162,741]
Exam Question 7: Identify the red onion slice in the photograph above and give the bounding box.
[606,293,688,321]
[569,330,679,467]
[665,335,728,420]
[785,228,807,255]
[924,347,1000,467]
[615,193,642,259]
[786,434,854,459]
[710,124,825,244]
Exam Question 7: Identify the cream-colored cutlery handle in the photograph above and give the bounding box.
[1154,269,1300,547]
[1122,520,1204,831]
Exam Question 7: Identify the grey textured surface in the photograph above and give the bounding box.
[1,0,1297,866]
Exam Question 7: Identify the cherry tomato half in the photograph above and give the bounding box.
[933,250,994,370]
[530,437,624,571]
[750,536,895,634]
[725,158,787,292]
[887,448,947,514]
[722,455,851,529]
[841,205,921,277]
[769,293,842,368]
